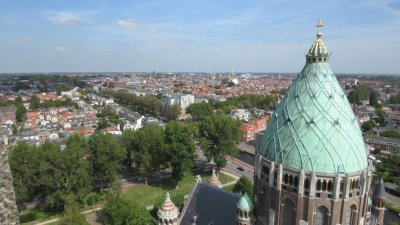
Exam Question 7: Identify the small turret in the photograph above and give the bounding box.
[372,180,386,225]
[236,193,254,225]
[208,169,222,188]
[157,192,180,225]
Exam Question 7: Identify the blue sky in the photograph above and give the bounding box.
[1,0,400,74]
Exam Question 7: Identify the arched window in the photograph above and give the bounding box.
[294,177,299,187]
[305,179,310,189]
[284,174,288,184]
[315,206,328,225]
[289,175,293,185]
[346,205,357,225]
[317,180,322,191]
[328,181,333,192]
[281,199,295,225]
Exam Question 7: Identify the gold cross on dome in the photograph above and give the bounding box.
[316,19,324,35]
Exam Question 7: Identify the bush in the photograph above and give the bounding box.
[19,209,54,223]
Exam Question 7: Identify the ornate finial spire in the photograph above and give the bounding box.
[158,192,180,225]
[316,19,324,38]
[306,19,329,63]
[208,168,222,188]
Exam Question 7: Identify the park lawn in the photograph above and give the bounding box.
[125,171,233,207]
[223,183,235,192]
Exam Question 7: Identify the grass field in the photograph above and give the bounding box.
[124,170,234,207]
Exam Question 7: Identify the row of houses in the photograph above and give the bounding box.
[364,135,400,157]
[242,116,270,142]
[20,107,98,144]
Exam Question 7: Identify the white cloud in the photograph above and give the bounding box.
[44,8,105,27]
[46,11,81,27]
[116,19,142,29]
[55,46,70,52]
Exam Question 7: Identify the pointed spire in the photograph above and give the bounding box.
[208,169,222,188]
[157,192,179,223]
[374,179,387,200]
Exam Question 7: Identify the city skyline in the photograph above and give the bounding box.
[1,0,400,74]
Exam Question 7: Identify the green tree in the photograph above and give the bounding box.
[380,130,400,139]
[375,108,386,124]
[102,197,152,225]
[37,140,90,211]
[97,117,109,130]
[9,143,39,209]
[347,90,360,104]
[88,132,126,191]
[361,121,373,132]
[169,104,181,120]
[164,121,196,181]
[199,114,242,170]
[15,104,27,122]
[123,125,166,173]
[369,90,378,106]
[233,176,253,197]
[187,102,213,120]
[15,96,23,104]
[11,124,18,135]
[59,194,88,225]
[29,95,40,109]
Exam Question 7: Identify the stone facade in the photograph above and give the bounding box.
[0,146,19,225]
[254,156,373,225]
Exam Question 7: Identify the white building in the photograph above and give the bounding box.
[161,94,195,118]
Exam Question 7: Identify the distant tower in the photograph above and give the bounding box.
[157,192,179,225]
[208,169,222,188]
[237,193,254,225]
[372,180,386,225]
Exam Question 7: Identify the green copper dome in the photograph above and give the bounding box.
[259,21,368,174]
[237,193,253,210]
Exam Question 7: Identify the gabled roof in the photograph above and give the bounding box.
[180,181,240,225]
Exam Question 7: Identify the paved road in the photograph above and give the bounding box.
[223,156,254,181]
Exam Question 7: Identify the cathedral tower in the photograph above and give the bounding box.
[254,20,373,225]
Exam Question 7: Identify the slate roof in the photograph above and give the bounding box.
[374,179,386,200]
[180,182,240,225]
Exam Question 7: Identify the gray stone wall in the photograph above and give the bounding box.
[0,148,19,225]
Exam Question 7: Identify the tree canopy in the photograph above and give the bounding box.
[123,125,166,173]
[233,176,253,197]
[9,136,91,211]
[186,102,213,120]
[213,94,277,113]
[199,114,242,170]
[103,188,152,225]
[104,89,161,117]
[168,104,181,120]
[88,132,126,191]
[164,121,196,181]
[29,95,40,109]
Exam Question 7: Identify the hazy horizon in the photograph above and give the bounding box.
[1,0,400,74]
